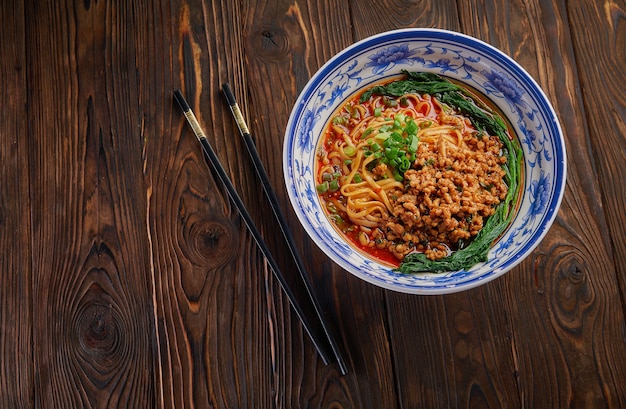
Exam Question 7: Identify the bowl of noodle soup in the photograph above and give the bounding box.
[283,28,566,294]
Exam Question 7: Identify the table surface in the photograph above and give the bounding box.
[2,0,626,408]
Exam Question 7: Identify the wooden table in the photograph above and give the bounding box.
[2,0,625,407]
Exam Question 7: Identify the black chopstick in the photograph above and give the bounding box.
[221,84,347,375]
[173,89,340,371]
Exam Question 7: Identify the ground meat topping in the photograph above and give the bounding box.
[382,132,508,260]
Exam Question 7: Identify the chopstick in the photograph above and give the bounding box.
[173,89,345,373]
[221,83,347,375]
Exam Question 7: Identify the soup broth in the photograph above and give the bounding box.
[315,72,522,271]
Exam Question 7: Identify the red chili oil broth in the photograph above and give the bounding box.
[314,75,523,267]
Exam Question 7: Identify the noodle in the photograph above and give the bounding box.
[316,74,516,266]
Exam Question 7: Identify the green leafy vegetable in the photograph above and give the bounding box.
[361,71,523,274]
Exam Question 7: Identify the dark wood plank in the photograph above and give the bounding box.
[567,0,626,293]
[143,1,279,407]
[25,2,157,406]
[350,0,462,38]
[0,2,33,407]
[559,0,626,404]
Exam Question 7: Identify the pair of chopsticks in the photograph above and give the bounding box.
[173,87,347,375]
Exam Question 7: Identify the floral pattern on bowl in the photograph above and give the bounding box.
[283,28,566,294]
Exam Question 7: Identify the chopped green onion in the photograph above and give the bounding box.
[317,182,329,193]
[343,145,357,157]
[374,107,382,117]
[354,173,362,183]
[405,119,418,136]
[376,131,391,142]
[362,127,375,138]
[332,116,346,125]
[329,179,340,192]
[408,135,419,153]
[399,157,411,172]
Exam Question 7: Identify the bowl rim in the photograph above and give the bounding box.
[283,28,567,294]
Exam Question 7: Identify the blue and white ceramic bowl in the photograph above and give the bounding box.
[283,28,566,295]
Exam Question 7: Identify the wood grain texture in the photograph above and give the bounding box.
[567,0,626,294]
[350,0,461,36]
[0,2,33,408]
[143,1,281,407]
[2,0,626,407]
[26,2,156,407]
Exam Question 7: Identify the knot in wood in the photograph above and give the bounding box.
[557,251,590,290]
[183,218,238,268]
[552,249,594,332]
[248,26,290,61]
[79,302,119,354]
[73,279,127,384]
[75,283,124,360]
